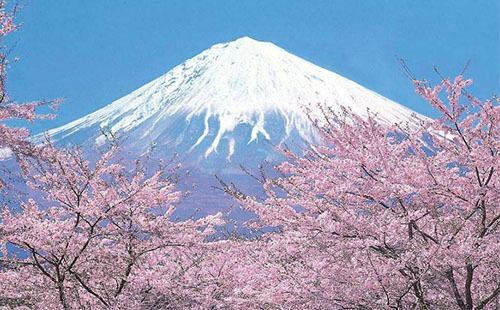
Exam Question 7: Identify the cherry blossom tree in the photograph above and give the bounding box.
[227,75,500,309]
[0,143,225,309]
[0,2,230,308]
[0,1,59,189]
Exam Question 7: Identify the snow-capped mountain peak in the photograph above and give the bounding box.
[36,36,425,161]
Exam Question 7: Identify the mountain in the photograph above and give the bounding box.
[34,37,426,214]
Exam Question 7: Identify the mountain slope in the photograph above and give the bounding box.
[34,37,427,213]
[36,37,424,160]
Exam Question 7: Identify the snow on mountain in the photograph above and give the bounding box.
[32,37,427,213]
[35,37,425,160]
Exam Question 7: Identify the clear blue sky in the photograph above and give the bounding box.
[6,0,499,134]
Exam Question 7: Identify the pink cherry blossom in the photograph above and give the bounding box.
[0,144,225,309]
[227,75,500,309]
